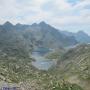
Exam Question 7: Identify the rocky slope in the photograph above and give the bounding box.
[54,44,90,90]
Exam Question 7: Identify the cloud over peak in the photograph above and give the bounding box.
[0,0,90,34]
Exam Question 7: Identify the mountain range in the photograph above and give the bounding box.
[0,21,77,50]
[0,21,90,51]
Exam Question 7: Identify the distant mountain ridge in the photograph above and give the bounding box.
[0,21,78,49]
[0,21,90,50]
[61,30,90,44]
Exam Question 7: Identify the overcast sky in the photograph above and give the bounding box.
[0,0,90,34]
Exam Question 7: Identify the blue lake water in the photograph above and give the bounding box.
[32,60,55,70]
[31,51,56,70]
